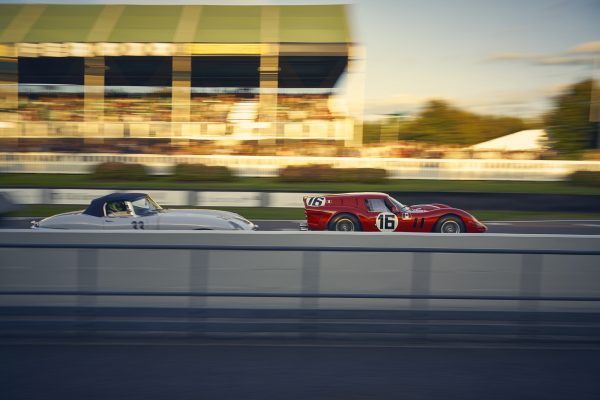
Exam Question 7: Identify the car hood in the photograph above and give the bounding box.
[47,210,84,217]
[408,203,451,212]
[33,209,86,229]
[36,210,83,223]
[160,209,257,230]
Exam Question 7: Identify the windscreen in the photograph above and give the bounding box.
[131,196,162,215]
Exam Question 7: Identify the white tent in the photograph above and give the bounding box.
[470,129,548,151]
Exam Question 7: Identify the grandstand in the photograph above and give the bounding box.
[0,4,363,148]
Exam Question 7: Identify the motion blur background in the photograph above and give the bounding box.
[0,1,599,220]
[0,1,598,168]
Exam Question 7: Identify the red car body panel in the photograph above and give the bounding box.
[303,192,487,233]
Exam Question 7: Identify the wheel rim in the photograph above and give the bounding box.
[440,220,460,233]
[336,219,355,231]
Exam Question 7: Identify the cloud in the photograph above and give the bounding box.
[569,41,600,54]
[487,40,600,67]
[486,52,595,66]
[536,55,595,66]
[486,52,537,62]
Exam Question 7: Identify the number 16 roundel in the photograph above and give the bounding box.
[376,212,398,232]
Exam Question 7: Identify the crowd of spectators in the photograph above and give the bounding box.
[17,95,172,122]
[277,94,334,121]
[103,96,171,122]
[15,93,340,123]
[190,94,247,123]
[18,96,84,122]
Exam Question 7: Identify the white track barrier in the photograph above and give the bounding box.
[1,230,599,313]
[3,152,600,180]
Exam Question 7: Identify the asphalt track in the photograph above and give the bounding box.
[3,217,600,234]
[2,339,600,400]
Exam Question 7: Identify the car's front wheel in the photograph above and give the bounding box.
[328,214,361,232]
[434,215,465,233]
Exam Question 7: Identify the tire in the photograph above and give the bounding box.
[328,214,361,232]
[434,215,465,233]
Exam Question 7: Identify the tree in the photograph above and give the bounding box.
[545,79,599,158]
[362,122,382,144]
[404,100,466,144]
[399,100,527,145]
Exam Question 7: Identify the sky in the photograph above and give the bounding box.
[2,0,600,118]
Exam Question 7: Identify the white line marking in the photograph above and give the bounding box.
[576,224,600,228]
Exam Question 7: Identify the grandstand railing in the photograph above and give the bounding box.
[0,119,354,141]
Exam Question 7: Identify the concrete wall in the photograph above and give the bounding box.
[2,230,599,339]
[1,230,599,312]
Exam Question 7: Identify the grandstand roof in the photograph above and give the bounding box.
[0,4,351,44]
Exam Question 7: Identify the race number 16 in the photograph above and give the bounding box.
[376,213,398,232]
[306,197,325,207]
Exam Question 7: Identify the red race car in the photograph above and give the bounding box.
[303,192,487,233]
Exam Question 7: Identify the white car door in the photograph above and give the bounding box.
[129,213,159,230]
[103,213,159,230]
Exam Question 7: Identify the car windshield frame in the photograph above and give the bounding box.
[388,196,408,212]
[130,195,163,216]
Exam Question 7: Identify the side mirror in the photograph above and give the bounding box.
[390,206,399,214]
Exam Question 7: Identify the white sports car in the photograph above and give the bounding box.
[32,192,258,231]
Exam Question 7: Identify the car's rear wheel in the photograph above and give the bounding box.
[328,214,361,232]
[434,215,465,233]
